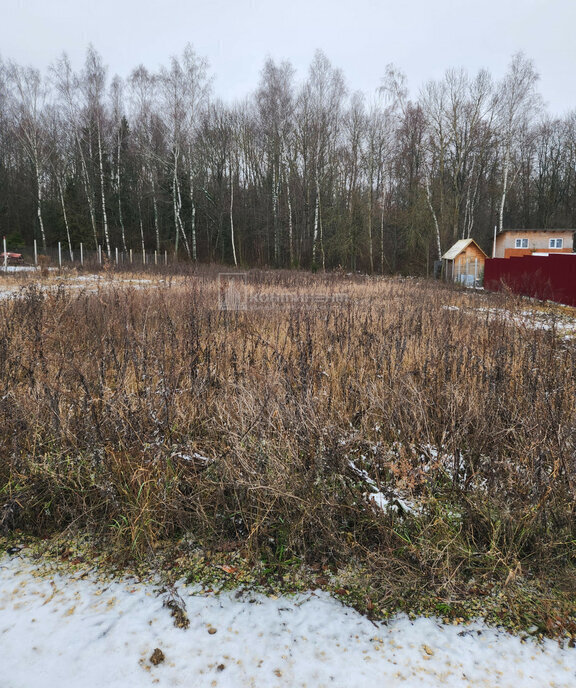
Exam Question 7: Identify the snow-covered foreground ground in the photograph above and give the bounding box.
[0,273,161,301]
[1,552,574,687]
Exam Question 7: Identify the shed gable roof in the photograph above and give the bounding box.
[441,238,487,261]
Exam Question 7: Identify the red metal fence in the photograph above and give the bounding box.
[484,254,576,307]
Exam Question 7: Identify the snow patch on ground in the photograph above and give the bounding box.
[0,265,38,273]
[1,551,574,687]
[349,461,421,515]
[442,304,576,337]
[0,274,166,302]
[173,451,212,462]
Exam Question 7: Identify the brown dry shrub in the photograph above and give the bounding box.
[0,273,574,581]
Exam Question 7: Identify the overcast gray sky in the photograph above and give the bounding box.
[2,0,575,115]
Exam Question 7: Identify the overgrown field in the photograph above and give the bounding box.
[1,269,575,637]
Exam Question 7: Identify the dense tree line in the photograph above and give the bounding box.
[0,46,575,272]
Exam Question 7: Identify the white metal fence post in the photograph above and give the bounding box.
[34,239,38,266]
[80,243,84,266]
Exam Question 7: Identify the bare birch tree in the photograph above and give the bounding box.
[6,62,50,250]
[128,65,163,252]
[159,44,210,259]
[81,46,111,256]
[257,58,295,266]
[496,52,541,232]
[51,53,99,249]
[109,75,128,253]
[298,51,346,269]
[45,104,75,259]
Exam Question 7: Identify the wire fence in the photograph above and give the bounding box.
[1,239,173,270]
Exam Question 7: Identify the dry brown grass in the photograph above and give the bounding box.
[0,269,575,603]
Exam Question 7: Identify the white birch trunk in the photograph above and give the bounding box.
[172,148,191,258]
[380,202,385,274]
[191,201,197,260]
[319,203,325,271]
[368,185,374,274]
[172,149,180,255]
[284,160,294,266]
[188,148,197,260]
[57,177,74,260]
[97,121,110,257]
[499,146,510,233]
[230,162,238,267]
[272,159,280,265]
[312,176,320,267]
[150,171,160,253]
[463,169,481,240]
[75,131,98,249]
[425,177,442,260]
[34,159,47,251]
[116,129,127,253]
[175,171,191,258]
[138,198,146,258]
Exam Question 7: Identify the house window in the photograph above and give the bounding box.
[549,238,563,249]
[515,238,528,249]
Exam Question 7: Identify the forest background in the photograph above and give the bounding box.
[1,46,574,273]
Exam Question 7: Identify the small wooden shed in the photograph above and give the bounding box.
[441,239,487,285]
